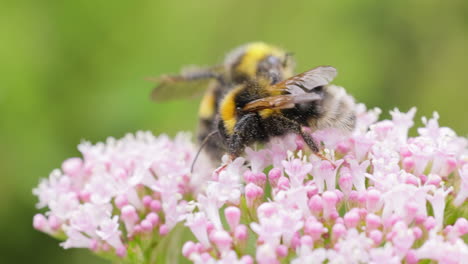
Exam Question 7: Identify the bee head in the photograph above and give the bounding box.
[225,42,295,84]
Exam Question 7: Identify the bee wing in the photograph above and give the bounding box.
[268,65,337,95]
[150,65,224,101]
[242,93,323,112]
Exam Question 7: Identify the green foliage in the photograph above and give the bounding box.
[1,0,467,263]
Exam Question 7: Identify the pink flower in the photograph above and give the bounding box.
[34,105,468,264]
[185,212,211,248]
[453,164,468,206]
[282,157,312,187]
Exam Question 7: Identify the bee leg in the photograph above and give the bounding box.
[300,129,334,165]
[227,113,263,157]
[271,115,334,164]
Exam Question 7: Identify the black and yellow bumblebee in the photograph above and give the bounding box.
[151,42,356,166]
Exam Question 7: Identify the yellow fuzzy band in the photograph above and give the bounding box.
[220,86,243,135]
[236,42,283,78]
[198,90,216,119]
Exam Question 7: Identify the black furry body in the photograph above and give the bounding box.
[217,83,356,158]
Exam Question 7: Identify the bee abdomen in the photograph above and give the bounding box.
[311,85,356,132]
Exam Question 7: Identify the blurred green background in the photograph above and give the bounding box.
[1,0,467,263]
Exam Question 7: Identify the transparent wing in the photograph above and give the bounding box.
[150,65,224,101]
[267,65,337,95]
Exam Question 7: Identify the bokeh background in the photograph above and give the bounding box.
[1,0,467,263]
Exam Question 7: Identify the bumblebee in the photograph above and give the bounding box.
[217,66,356,160]
[151,43,356,166]
[151,42,296,162]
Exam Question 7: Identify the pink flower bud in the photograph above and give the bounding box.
[116,245,127,258]
[90,239,99,251]
[305,181,319,197]
[48,215,61,231]
[414,214,426,225]
[358,208,368,218]
[323,191,338,220]
[308,195,323,214]
[277,176,290,190]
[365,213,381,230]
[140,219,153,232]
[295,136,305,150]
[200,252,212,262]
[413,227,423,239]
[426,175,441,186]
[419,174,427,184]
[33,214,48,231]
[241,255,254,264]
[62,157,82,177]
[357,192,366,206]
[402,157,415,171]
[254,172,267,187]
[366,189,381,212]
[133,225,142,234]
[339,171,353,196]
[349,190,359,203]
[305,220,326,240]
[194,242,206,253]
[384,215,401,229]
[146,212,159,226]
[400,146,412,157]
[210,230,232,252]
[300,235,313,247]
[424,216,437,231]
[182,241,197,258]
[206,222,215,235]
[150,200,161,212]
[244,171,256,183]
[225,206,241,231]
[257,203,277,218]
[334,190,344,203]
[276,245,288,258]
[256,244,279,264]
[332,223,346,240]
[454,218,468,236]
[405,174,419,186]
[121,205,139,223]
[142,195,152,207]
[78,191,91,202]
[405,202,419,222]
[344,210,360,228]
[268,168,282,187]
[336,142,350,153]
[406,250,418,264]
[234,225,248,241]
[115,195,128,209]
[101,243,110,251]
[159,224,169,236]
[245,183,264,207]
[369,230,382,245]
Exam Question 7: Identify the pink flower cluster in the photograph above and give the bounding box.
[33,104,468,263]
[33,132,211,261]
[182,105,468,264]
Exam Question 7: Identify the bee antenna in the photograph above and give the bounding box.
[190,130,219,173]
[283,52,294,67]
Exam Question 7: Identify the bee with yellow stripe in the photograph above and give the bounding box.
[152,42,296,162]
[217,66,356,159]
[151,42,356,165]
